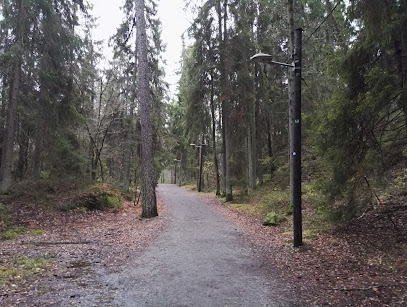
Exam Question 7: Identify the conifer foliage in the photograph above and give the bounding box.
[176,0,406,219]
[0,0,166,214]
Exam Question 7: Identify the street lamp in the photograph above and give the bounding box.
[190,143,206,192]
[251,28,303,247]
[174,159,182,187]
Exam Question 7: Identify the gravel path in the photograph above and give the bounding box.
[103,184,298,306]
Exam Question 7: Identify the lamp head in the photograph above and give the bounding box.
[250,53,273,63]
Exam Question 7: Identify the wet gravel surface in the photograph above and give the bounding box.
[102,185,299,306]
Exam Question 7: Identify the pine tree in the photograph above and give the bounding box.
[136,0,157,218]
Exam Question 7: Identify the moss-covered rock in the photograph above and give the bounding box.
[77,184,123,211]
[263,212,286,226]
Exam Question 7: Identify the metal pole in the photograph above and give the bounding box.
[292,28,302,247]
[198,145,203,192]
[179,154,182,187]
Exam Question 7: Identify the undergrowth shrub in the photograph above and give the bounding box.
[75,184,123,211]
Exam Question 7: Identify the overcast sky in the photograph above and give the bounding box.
[88,0,191,99]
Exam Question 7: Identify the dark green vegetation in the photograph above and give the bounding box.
[0,0,165,216]
[169,0,407,230]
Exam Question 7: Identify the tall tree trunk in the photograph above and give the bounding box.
[217,0,232,201]
[0,76,7,165]
[266,117,274,178]
[0,0,24,193]
[248,115,256,189]
[16,123,29,180]
[136,0,157,218]
[395,3,407,134]
[217,0,227,197]
[209,74,220,195]
[33,115,45,180]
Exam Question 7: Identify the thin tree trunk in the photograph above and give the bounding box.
[209,74,220,195]
[218,0,232,201]
[217,0,227,197]
[0,0,24,193]
[266,117,273,178]
[33,115,45,180]
[122,106,134,191]
[136,0,157,218]
[16,123,29,180]
[123,37,139,192]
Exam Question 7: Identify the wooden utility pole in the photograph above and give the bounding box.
[292,28,302,247]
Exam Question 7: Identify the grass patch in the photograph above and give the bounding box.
[1,226,27,240]
[0,202,12,228]
[228,184,291,221]
[0,256,51,286]
[29,229,44,236]
[230,204,246,209]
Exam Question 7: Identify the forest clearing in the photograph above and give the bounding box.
[1,0,407,306]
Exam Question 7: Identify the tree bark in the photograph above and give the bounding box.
[33,115,45,180]
[395,3,407,135]
[123,40,139,192]
[209,74,221,195]
[0,0,25,193]
[217,0,232,201]
[16,123,29,180]
[136,0,157,218]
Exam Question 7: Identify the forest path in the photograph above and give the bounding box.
[103,184,297,306]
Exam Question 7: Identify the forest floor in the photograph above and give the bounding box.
[203,190,407,306]
[0,182,406,306]
[0,183,167,306]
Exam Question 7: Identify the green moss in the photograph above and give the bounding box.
[230,203,246,209]
[1,226,27,240]
[263,212,286,226]
[30,229,44,236]
[14,256,49,271]
[99,193,122,210]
